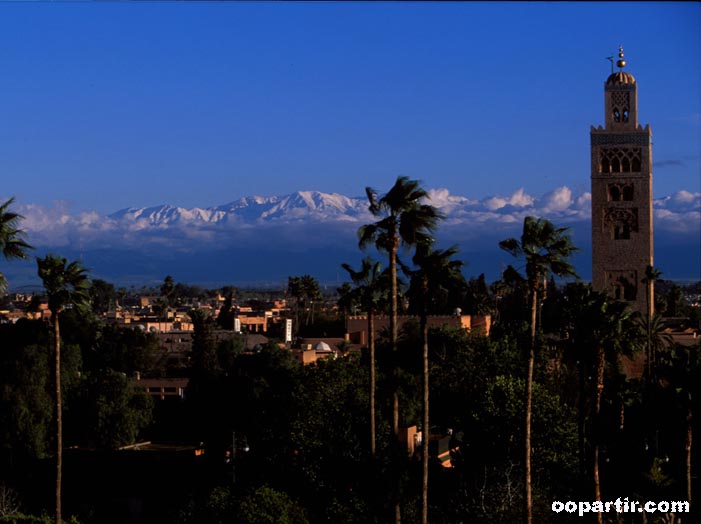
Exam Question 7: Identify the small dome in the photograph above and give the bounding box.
[606,71,636,85]
[314,341,332,351]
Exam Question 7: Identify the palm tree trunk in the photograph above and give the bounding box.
[421,310,429,524]
[578,359,586,479]
[525,284,537,524]
[686,403,692,507]
[390,242,401,524]
[291,298,299,337]
[594,346,605,524]
[390,244,399,435]
[369,309,376,458]
[53,311,62,524]
[646,284,651,382]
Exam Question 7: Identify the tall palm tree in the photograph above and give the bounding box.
[359,176,443,524]
[37,255,90,524]
[0,197,32,293]
[641,265,662,380]
[286,275,322,332]
[579,294,642,523]
[341,257,385,458]
[659,346,700,509]
[565,285,647,523]
[561,282,596,478]
[287,276,303,335]
[499,216,577,524]
[639,314,672,379]
[406,242,464,524]
[300,275,322,326]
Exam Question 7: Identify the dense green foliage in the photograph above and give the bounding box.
[1,279,699,523]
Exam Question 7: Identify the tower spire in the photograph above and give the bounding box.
[617,45,626,70]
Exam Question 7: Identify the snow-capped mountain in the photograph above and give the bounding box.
[109,191,371,226]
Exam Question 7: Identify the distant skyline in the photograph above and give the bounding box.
[1,2,699,214]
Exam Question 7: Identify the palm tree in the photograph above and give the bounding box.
[359,176,443,524]
[659,346,700,509]
[641,265,663,380]
[341,257,385,458]
[336,282,355,322]
[561,282,596,478]
[639,314,673,381]
[287,276,303,334]
[499,216,577,524]
[286,275,322,332]
[580,295,642,523]
[406,242,464,524]
[565,285,647,522]
[0,197,32,293]
[37,255,90,524]
[300,275,322,326]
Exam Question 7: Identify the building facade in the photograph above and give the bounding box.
[591,47,654,316]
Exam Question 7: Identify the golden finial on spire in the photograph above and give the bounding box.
[617,45,626,69]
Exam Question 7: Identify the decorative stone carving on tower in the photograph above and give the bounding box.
[591,46,654,315]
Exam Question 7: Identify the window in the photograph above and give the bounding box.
[613,224,631,239]
[614,284,623,300]
[611,157,621,172]
[622,185,634,201]
[612,276,637,301]
[599,148,641,174]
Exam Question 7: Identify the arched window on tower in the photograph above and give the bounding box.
[613,109,621,122]
[613,281,623,300]
[613,223,631,240]
[611,157,621,173]
[612,276,637,302]
[608,185,621,201]
[621,277,637,301]
[601,156,610,173]
[622,157,631,172]
[622,110,629,122]
[622,185,634,201]
[632,157,641,172]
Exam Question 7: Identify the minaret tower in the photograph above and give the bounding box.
[590,46,653,315]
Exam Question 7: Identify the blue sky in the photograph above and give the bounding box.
[1,2,699,214]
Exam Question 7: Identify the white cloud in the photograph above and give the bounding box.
[483,187,535,211]
[655,190,701,209]
[539,186,573,212]
[427,188,478,212]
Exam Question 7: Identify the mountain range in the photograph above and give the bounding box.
[108,191,371,225]
[5,187,700,288]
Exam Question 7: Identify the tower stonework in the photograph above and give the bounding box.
[591,48,653,316]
